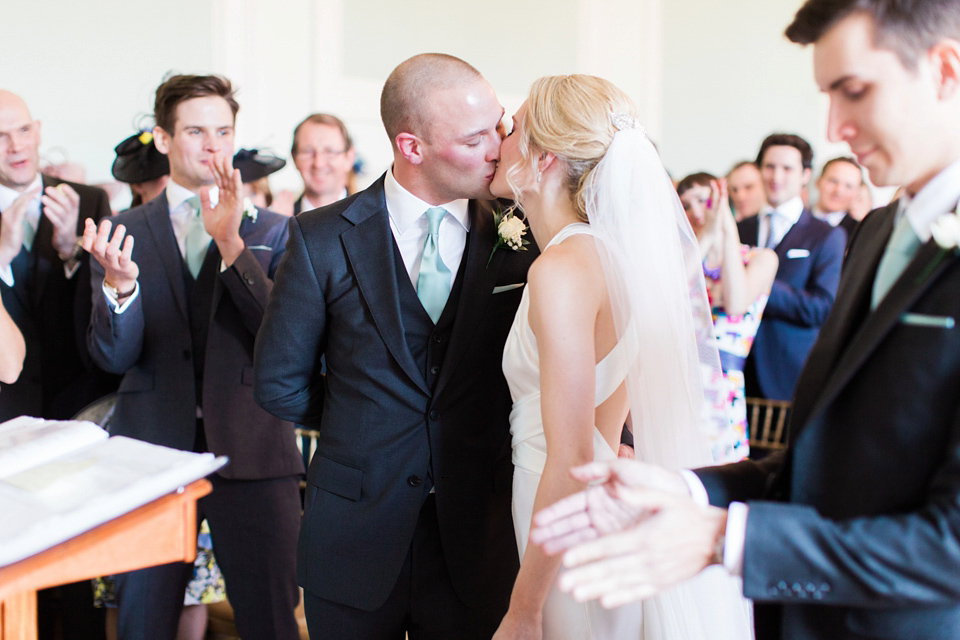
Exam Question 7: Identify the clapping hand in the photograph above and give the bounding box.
[531,459,726,608]
[82,218,139,294]
[200,152,245,266]
[42,183,82,257]
[0,187,41,267]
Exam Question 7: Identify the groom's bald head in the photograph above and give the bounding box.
[380,53,483,148]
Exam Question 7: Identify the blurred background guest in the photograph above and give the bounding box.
[111,130,170,210]
[849,181,874,223]
[290,113,356,214]
[678,172,778,462]
[813,156,863,236]
[726,160,766,221]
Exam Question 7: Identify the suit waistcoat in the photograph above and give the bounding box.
[181,244,219,418]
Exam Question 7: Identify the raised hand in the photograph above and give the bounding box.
[0,187,41,267]
[200,152,245,266]
[530,459,690,554]
[41,183,82,256]
[82,218,139,294]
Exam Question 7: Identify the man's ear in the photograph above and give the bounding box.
[152,125,171,155]
[34,120,41,147]
[801,167,813,186]
[930,38,960,100]
[395,133,424,165]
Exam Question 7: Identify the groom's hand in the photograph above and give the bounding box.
[530,459,690,554]
[556,488,727,609]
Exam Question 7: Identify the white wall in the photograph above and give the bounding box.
[3,0,879,201]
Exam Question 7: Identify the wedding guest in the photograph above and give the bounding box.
[83,74,302,640]
[233,148,285,209]
[0,295,24,384]
[291,113,356,214]
[677,172,778,462]
[813,156,863,236]
[740,133,846,401]
[533,2,960,639]
[727,160,765,221]
[111,130,169,209]
[850,181,874,222]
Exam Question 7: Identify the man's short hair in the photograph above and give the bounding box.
[154,74,239,134]
[786,0,960,68]
[757,133,814,171]
[380,53,483,146]
[820,156,864,182]
[728,160,759,176]
[291,113,353,156]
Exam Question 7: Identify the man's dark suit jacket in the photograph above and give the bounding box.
[87,193,302,480]
[698,200,960,640]
[0,175,114,421]
[254,176,535,612]
[293,195,305,215]
[739,210,846,400]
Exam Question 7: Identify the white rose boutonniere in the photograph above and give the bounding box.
[918,203,960,282]
[488,209,529,267]
[242,197,258,223]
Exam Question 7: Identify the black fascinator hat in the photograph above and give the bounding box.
[233,149,286,183]
[111,131,169,183]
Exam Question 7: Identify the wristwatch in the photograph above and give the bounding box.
[105,281,136,301]
[57,238,83,264]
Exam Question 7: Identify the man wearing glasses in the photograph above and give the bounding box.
[291,113,356,214]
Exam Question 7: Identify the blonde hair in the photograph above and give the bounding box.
[507,75,637,222]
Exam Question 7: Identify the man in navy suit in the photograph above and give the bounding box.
[84,75,302,640]
[255,54,536,639]
[532,1,960,638]
[739,133,846,401]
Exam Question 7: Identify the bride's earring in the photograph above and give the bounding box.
[536,171,542,183]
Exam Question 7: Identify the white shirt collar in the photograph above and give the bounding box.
[812,207,848,227]
[0,174,43,213]
[763,195,805,224]
[901,156,960,242]
[165,180,218,216]
[301,189,348,212]
[383,167,470,234]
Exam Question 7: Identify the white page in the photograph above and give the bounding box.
[0,417,108,480]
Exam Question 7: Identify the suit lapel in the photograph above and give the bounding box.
[792,203,959,434]
[144,194,190,321]
[341,179,430,395]
[433,200,502,398]
[789,202,896,431]
[775,209,812,254]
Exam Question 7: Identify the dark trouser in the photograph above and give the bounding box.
[115,474,301,640]
[304,494,503,640]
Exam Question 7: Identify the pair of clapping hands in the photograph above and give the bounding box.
[531,459,728,608]
[81,154,246,292]
[0,182,83,266]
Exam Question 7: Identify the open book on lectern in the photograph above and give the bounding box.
[0,416,227,567]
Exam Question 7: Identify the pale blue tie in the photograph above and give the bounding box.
[871,213,921,309]
[764,211,779,249]
[22,216,36,252]
[416,207,452,323]
[183,195,212,279]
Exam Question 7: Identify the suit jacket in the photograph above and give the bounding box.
[739,210,846,400]
[254,176,536,611]
[0,175,115,421]
[699,200,960,640]
[87,193,302,480]
[293,194,304,216]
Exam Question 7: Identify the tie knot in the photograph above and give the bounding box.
[425,207,446,235]
[185,195,202,215]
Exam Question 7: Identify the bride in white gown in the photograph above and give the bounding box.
[490,75,752,640]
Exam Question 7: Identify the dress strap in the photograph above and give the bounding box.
[545,223,593,249]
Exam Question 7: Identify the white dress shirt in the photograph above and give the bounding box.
[105,181,220,313]
[685,156,960,577]
[300,189,348,212]
[812,207,849,228]
[384,167,470,291]
[758,196,805,249]
[0,174,74,287]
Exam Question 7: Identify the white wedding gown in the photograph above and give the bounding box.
[503,223,644,639]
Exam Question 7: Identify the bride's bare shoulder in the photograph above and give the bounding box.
[528,234,604,306]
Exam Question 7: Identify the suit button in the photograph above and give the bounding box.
[433,335,442,344]
[430,365,440,375]
[183,349,191,360]
[243,272,255,285]
[407,475,422,487]
[429,410,439,421]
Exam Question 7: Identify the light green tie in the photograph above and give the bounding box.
[871,213,922,309]
[22,216,36,252]
[416,207,452,323]
[183,195,212,279]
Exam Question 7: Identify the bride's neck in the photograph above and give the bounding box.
[525,188,581,249]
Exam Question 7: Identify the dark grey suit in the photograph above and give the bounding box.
[88,193,303,640]
[698,200,960,640]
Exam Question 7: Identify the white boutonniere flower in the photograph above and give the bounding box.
[242,197,258,223]
[488,210,529,267]
[918,203,960,282]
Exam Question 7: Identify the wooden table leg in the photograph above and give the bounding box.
[1,591,38,640]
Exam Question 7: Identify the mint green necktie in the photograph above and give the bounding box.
[183,195,212,278]
[871,213,922,309]
[416,207,452,323]
[22,216,36,252]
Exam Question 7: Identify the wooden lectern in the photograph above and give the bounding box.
[0,479,211,640]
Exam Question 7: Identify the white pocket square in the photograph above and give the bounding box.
[247,245,272,251]
[900,312,956,328]
[493,283,525,294]
[786,248,810,259]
